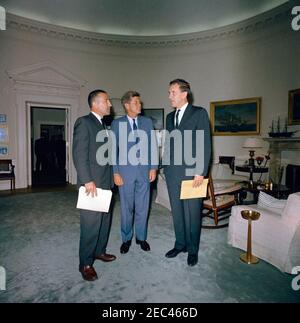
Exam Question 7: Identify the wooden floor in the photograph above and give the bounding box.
[0,184,77,197]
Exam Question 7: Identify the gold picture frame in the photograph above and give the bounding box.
[142,108,164,130]
[210,97,261,136]
[288,88,300,125]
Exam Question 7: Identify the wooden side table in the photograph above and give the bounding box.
[235,165,268,188]
[263,184,291,200]
[239,183,290,204]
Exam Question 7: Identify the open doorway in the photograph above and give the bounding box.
[30,107,68,187]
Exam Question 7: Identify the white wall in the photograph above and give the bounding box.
[0,10,299,189]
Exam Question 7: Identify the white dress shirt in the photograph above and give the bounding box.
[91,111,104,125]
[174,102,188,127]
[127,115,139,131]
[173,103,200,177]
[91,111,108,135]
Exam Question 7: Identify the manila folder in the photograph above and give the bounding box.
[180,179,208,200]
[76,186,112,213]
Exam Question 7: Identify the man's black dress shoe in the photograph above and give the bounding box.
[120,240,131,254]
[187,254,198,266]
[165,247,187,258]
[136,238,150,251]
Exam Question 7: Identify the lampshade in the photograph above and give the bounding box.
[243,137,262,149]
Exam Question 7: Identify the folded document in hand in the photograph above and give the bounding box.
[76,186,112,213]
[180,179,208,200]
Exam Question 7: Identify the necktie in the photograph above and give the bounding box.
[132,118,139,143]
[101,119,109,138]
[100,119,106,129]
[100,119,108,158]
[175,109,180,128]
[132,119,140,159]
[132,118,137,131]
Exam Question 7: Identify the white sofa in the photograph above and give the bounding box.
[228,192,300,273]
[155,172,172,211]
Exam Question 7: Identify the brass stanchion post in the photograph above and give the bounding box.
[240,210,260,264]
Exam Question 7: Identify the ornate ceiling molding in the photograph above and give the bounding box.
[5,3,292,48]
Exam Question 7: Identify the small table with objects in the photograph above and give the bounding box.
[235,165,268,186]
[239,182,291,204]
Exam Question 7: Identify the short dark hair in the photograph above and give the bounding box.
[88,89,107,109]
[121,91,140,108]
[169,78,192,103]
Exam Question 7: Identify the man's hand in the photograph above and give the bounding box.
[149,169,157,182]
[114,173,124,186]
[193,175,204,188]
[85,181,97,197]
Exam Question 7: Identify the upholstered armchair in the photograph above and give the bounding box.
[228,192,300,273]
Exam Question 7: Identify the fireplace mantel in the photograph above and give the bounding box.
[263,137,300,143]
[263,137,300,183]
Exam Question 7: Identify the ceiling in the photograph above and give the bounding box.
[0,0,288,36]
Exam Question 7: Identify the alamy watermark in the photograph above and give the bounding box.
[94,124,206,177]
[291,6,300,31]
[0,266,6,291]
[0,6,6,31]
[291,266,300,291]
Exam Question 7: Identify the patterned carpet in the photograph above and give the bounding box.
[0,191,299,303]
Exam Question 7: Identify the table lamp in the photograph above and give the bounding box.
[243,137,262,166]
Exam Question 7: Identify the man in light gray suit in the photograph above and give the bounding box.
[111,91,158,254]
[73,89,116,281]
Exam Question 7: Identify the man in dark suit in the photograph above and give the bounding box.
[35,131,49,172]
[73,89,116,281]
[111,91,158,254]
[163,79,211,266]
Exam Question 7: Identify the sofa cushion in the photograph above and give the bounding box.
[282,192,300,225]
[204,194,235,207]
[257,191,287,215]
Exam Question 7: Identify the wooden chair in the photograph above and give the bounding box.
[0,159,16,191]
[202,174,241,229]
[219,156,235,174]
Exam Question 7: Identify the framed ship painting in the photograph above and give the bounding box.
[210,97,261,136]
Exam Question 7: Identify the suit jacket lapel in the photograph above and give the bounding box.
[137,115,143,130]
[178,104,193,130]
[89,112,105,130]
[169,110,176,131]
[124,115,132,133]
[125,115,142,131]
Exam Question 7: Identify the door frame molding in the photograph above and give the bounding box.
[7,61,86,188]
[27,103,71,186]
